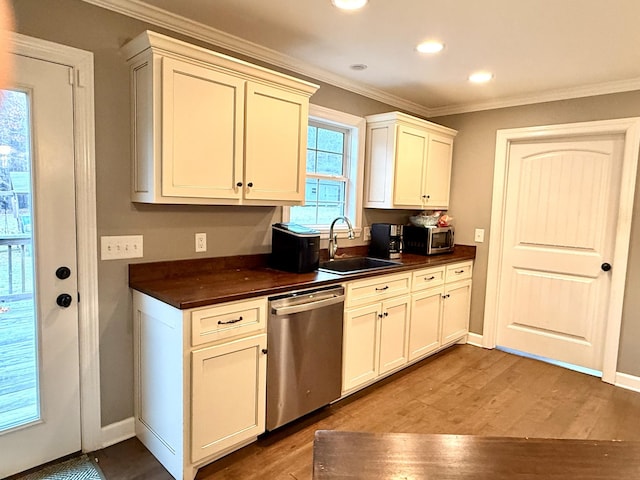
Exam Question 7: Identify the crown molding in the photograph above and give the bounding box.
[429,77,640,117]
[82,0,640,119]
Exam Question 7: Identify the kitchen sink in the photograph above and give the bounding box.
[318,257,402,275]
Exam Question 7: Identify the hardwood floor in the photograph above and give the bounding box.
[92,344,640,480]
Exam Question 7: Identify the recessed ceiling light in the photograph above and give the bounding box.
[350,64,368,71]
[469,71,494,83]
[416,41,444,54]
[331,0,368,11]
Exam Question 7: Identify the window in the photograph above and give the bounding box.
[284,105,365,238]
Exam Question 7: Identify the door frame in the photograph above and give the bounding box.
[483,118,640,384]
[11,33,102,450]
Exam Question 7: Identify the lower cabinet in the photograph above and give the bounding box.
[132,291,268,480]
[191,334,266,463]
[342,261,473,395]
[342,273,412,393]
[342,296,411,392]
[408,261,473,362]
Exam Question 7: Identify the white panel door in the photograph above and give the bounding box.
[496,136,624,371]
[0,55,80,477]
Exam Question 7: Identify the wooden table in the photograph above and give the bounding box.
[313,430,640,479]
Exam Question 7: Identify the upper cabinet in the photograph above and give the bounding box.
[121,31,319,205]
[363,112,457,210]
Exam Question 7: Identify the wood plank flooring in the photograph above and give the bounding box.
[92,344,640,480]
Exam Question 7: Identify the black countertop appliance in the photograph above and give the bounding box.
[270,223,320,273]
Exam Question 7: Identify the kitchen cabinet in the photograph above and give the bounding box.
[132,291,268,480]
[364,111,457,210]
[121,30,318,205]
[409,262,473,362]
[342,273,411,393]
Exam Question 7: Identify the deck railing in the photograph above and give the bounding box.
[0,235,32,301]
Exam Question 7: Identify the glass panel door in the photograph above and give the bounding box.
[0,89,38,432]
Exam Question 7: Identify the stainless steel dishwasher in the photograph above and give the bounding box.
[266,285,345,431]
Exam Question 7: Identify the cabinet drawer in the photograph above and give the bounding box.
[191,297,267,346]
[445,262,473,283]
[411,266,445,292]
[346,273,411,308]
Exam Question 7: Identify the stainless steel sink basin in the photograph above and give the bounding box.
[318,257,402,275]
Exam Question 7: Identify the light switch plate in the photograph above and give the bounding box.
[474,228,485,243]
[101,235,143,260]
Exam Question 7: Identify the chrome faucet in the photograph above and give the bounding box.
[328,216,355,260]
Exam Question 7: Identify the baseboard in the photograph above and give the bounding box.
[615,372,640,393]
[466,332,484,348]
[101,416,135,449]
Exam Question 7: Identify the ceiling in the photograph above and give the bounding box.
[87,0,640,117]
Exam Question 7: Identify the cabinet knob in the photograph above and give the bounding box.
[261,348,268,355]
[236,182,243,187]
[247,182,254,188]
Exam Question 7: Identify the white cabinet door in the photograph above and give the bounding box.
[161,57,244,200]
[342,304,380,392]
[409,287,443,361]
[191,333,267,462]
[393,124,428,207]
[378,296,411,375]
[441,280,472,345]
[423,133,453,209]
[244,82,307,203]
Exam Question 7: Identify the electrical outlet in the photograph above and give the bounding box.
[195,233,207,252]
[101,235,143,260]
[474,228,485,243]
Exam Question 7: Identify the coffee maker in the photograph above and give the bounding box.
[369,223,403,259]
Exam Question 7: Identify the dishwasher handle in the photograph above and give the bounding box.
[271,294,344,316]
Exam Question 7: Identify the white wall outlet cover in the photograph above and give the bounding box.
[195,232,207,252]
[474,228,485,243]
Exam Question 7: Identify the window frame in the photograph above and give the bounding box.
[283,104,365,239]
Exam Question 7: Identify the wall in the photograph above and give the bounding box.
[432,91,640,376]
[12,0,406,426]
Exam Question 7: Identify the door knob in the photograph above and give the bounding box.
[601,263,612,272]
[56,293,73,308]
[56,266,71,280]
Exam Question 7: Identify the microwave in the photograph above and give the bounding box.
[403,225,454,255]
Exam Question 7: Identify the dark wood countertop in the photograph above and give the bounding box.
[129,245,476,309]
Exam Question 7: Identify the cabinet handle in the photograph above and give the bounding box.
[247,182,254,188]
[442,294,450,299]
[375,286,389,291]
[378,313,384,318]
[384,312,389,317]
[422,194,430,199]
[236,182,243,187]
[425,276,436,281]
[261,348,268,355]
[218,316,243,325]
[455,270,465,274]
